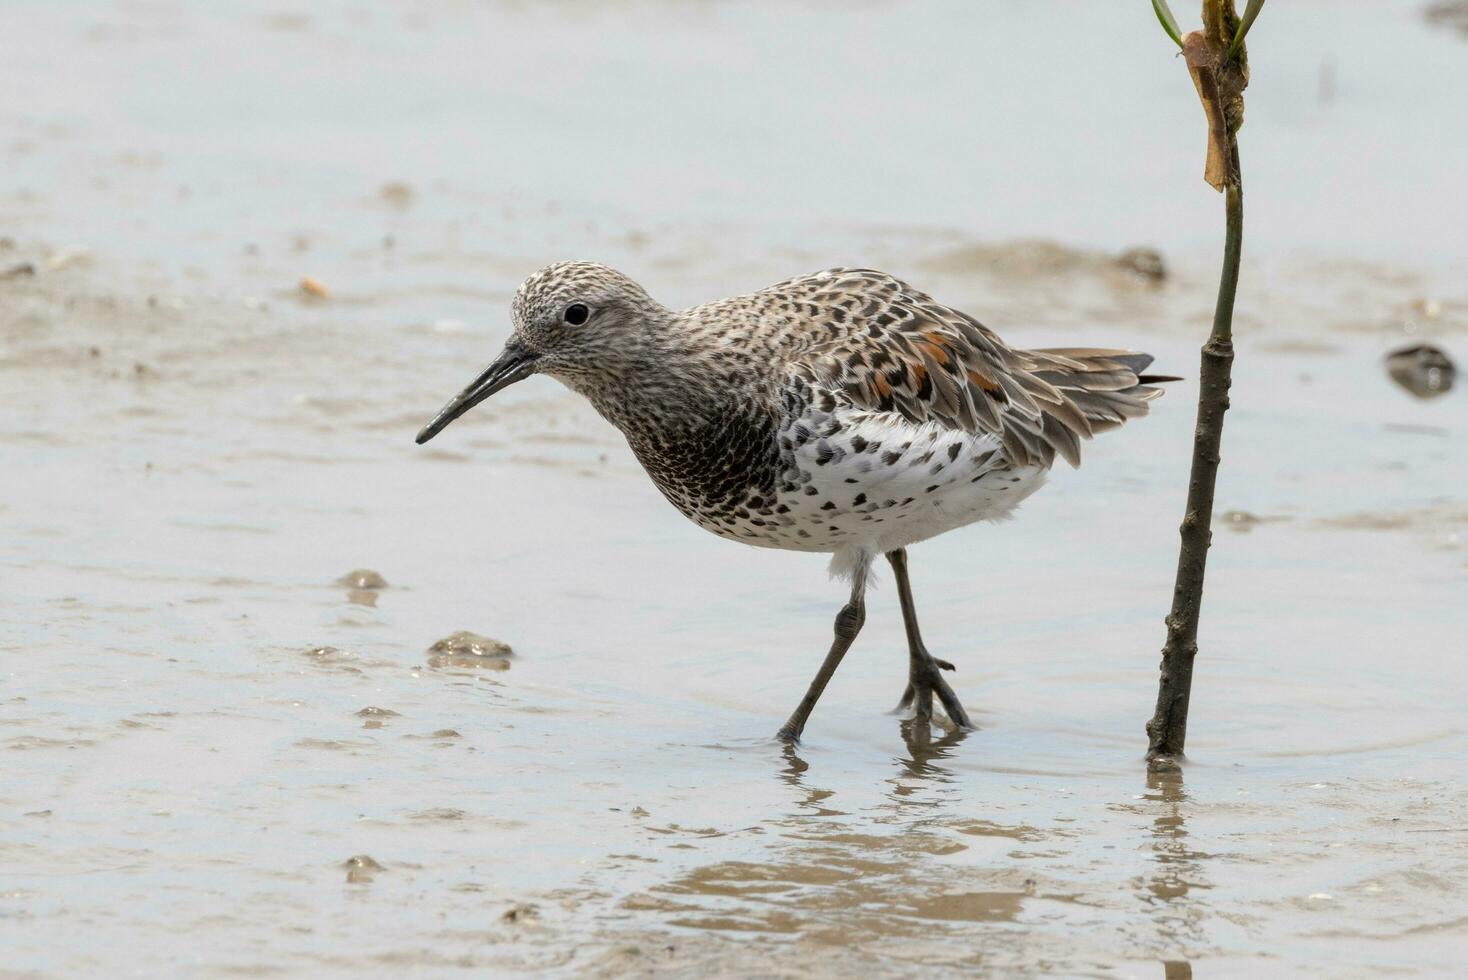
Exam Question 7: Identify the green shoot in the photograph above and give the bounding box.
[1152,0,1185,49]
[1226,0,1266,61]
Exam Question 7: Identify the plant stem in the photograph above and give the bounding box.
[1146,142,1242,765]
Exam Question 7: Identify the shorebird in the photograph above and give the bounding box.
[417,262,1174,741]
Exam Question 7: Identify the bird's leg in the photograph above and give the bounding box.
[887,547,973,730]
[776,557,870,743]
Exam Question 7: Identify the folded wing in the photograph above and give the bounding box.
[787,269,1174,468]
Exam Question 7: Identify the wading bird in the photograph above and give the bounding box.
[417,262,1173,741]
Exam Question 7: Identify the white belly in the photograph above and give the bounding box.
[710,411,1049,559]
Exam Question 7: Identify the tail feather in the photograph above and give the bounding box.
[1020,347,1179,467]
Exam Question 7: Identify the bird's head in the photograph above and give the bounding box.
[415,261,664,444]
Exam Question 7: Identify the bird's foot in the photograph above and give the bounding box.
[894,652,973,730]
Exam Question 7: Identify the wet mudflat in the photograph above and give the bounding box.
[3,1,1467,976]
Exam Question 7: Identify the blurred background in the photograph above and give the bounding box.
[3,2,1465,976]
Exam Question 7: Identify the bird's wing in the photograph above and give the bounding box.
[781,268,1170,468]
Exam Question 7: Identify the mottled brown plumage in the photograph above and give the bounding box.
[750,267,1172,469]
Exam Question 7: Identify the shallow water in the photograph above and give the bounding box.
[3,1,1467,976]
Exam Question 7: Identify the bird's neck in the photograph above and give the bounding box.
[577,330,781,508]
[578,334,732,441]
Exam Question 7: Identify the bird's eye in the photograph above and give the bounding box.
[563,303,590,326]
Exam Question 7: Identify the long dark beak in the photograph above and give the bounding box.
[415,342,538,445]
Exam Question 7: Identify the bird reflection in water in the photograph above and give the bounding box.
[895,718,971,787]
[774,720,971,806]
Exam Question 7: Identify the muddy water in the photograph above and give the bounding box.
[3,1,1467,976]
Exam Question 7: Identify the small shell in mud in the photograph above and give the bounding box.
[303,645,350,661]
[298,276,330,300]
[501,903,539,924]
[1385,343,1455,399]
[343,854,384,884]
[426,630,514,670]
[337,569,388,589]
[378,180,415,209]
[1223,510,1263,533]
[1115,246,1167,284]
[1220,510,1291,533]
[301,646,364,675]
